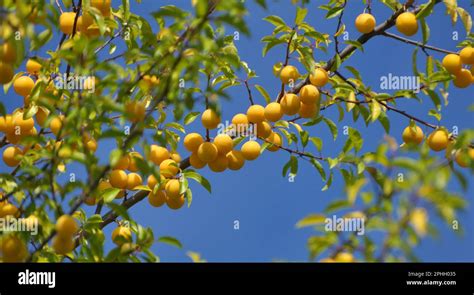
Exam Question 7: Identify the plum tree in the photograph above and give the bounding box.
[0,0,472,264]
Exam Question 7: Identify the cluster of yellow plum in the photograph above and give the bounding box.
[442,48,474,88]
[355,11,418,36]
[402,124,474,168]
[59,0,112,37]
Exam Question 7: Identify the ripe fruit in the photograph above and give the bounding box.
[264,102,283,122]
[26,59,42,75]
[159,159,179,178]
[147,174,163,189]
[395,12,418,36]
[55,215,78,238]
[149,145,169,165]
[0,203,19,218]
[208,154,228,172]
[52,235,75,255]
[12,112,34,133]
[266,132,282,152]
[184,133,204,152]
[126,173,142,190]
[114,154,130,170]
[1,235,27,262]
[0,42,16,63]
[213,134,233,155]
[280,65,300,84]
[112,226,132,246]
[50,115,64,136]
[241,141,261,161]
[246,104,265,123]
[91,0,112,17]
[453,69,472,88]
[197,142,218,163]
[166,194,185,210]
[309,68,329,87]
[460,46,474,64]
[3,146,23,167]
[0,63,14,84]
[125,101,146,123]
[232,113,249,132]
[148,190,167,207]
[201,109,220,129]
[165,179,181,199]
[256,121,272,138]
[280,93,301,115]
[127,152,142,172]
[355,13,376,34]
[410,207,428,236]
[427,129,449,151]
[402,125,424,145]
[13,76,35,97]
[299,102,319,118]
[84,137,97,152]
[334,252,354,262]
[442,54,462,75]
[35,107,50,127]
[299,84,320,104]
[190,152,206,169]
[109,169,128,189]
[59,12,77,35]
[226,150,245,170]
[170,151,181,163]
[455,148,474,168]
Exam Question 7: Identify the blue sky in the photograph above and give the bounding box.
[2,0,473,262]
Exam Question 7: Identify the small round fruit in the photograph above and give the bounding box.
[148,190,167,207]
[208,154,228,172]
[127,152,142,172]
[266,132,282,152]
[0,42,16,63]
[427,129,449,151]
[26,59,42,75]
[442,54,462,75]
[170,151,181,163]
[147,174,162,189]
[280,93,301,116]
[280,65,300,84]
[395,12,418,36]
[55,215,78,238]
[402,125,424,145]
[1,235,27,262]
[149,145,169,165]
[91,0,112,17]
[226,150,245,170]
[0,203,19,218]
[166,194,185,210]
[59,12,77,35]
[0,63,14,84]
[232,113,249,132]
[184,133,204,152]
[334,252,354,262]
[35,108,49,127]
[309,68,329,87]
[50,115,64,136]
[165,179,181,199]
[241,141,261,161]
[190,152,206,169]
[264,102,283,122]
[159,159,179,178]
[246,104,265,123]
[126,173,142,190]
[13,76,35,97]
[201,109,220,129]
[256,121,272,138]
[114,154,130,170]
[355,13,376,34]
[3,146,23,167]
[299,102,319,118]
[125,101,146,123]
[112,226,132,246]
[52,235,75,255]
[459,46,474,65]
[453,69,472,88]
[197,142,218,163]
[454,148,474,168]
[299,84,320,104]
[109,169,128,189]
[213,134,233,155]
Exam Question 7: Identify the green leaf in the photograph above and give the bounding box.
[263,15,287,27]
[295,7,308,25]
[183,170,212,193]
[102,188,122,203]
[184,112,201,125]
[254,84,271,104]
[416,0,435,19]
[296,214,326,228]
[326,6,344,19]
[158,236,183,249]
[322,117,338,141]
